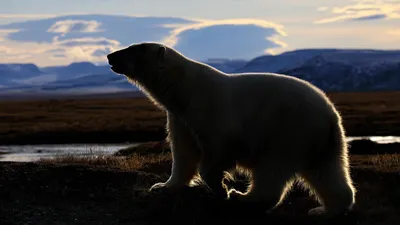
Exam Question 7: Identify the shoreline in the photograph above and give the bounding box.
[1,131,400,146]
[1,139,399,164]
[2,131,400,146]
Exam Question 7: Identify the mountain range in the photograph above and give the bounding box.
[1,48,400,98]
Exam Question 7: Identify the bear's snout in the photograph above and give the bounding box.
[107,52,128,75]
[107,52,117,65]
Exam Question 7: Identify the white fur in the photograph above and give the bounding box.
[108,43,356,216]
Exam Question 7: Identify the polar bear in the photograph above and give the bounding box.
[107,42,356,216]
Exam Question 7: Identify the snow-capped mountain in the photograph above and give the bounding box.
[0,63,44,86]
[1,49,400,96]
[234,49,341,73]
[0,58,248,95]
[235,49,400,73]
[273,50,400,91]
[0,63,132,95]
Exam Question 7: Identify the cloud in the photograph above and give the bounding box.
[0,14,188,44]
[53,37,120,47]
[48,20,103,34]
[0,15,191,66]
[388,29,400,35]
[0,15,288,66]
[314,0,400,24]
[0,27,122,66]
[160,18,287,59]
[351,13,387,20]
[161,18,286,46]
[317,6,329,12]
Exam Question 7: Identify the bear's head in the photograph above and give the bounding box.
[107,42,167,81]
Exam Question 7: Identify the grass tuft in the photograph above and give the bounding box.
[369,153,400,172]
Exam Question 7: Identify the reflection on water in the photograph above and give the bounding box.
[0,143,137,162]
[346,136,400,144]
[0,136,399,162]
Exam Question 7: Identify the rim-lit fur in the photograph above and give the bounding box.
[107,42,356,217]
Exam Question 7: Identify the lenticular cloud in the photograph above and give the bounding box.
[0,14,288,66]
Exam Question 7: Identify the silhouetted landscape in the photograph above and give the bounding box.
[1,9,400,225]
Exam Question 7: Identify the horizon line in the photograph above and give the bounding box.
[1,47,400,68]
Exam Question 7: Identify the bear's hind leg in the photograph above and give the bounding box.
[300,159,356,217]
[199,154,233,199]
[228,161,296,213]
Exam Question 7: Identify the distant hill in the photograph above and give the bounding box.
[273,50,400,91]
[234,49,341,73]
[1,49,400,96]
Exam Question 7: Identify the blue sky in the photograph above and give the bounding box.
[1,0,399,66]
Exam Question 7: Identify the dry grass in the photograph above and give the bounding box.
[327,91,400,136]
[2,91,400,145]
[39,153,172,172]
[0,96,166,144]
[39,152,400,175]
[369,153,400,172]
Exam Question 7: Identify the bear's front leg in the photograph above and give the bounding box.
[149,114,201,193]
[149,148,199,192]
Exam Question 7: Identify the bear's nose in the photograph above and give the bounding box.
[107,53,116,65]
[107,53,113,61]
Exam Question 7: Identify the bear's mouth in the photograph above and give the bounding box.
[110,66,123,74]
[109,63,126,75]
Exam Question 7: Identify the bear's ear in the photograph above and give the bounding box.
[158,46,166,60]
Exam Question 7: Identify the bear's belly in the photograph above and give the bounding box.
[226,136,265,169]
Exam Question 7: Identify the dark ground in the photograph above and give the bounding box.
[0,153,399,225]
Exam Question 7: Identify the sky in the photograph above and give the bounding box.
[0,0,399,67]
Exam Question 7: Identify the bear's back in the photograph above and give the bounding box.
[225,72,337,130]
[228,72,328,104]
